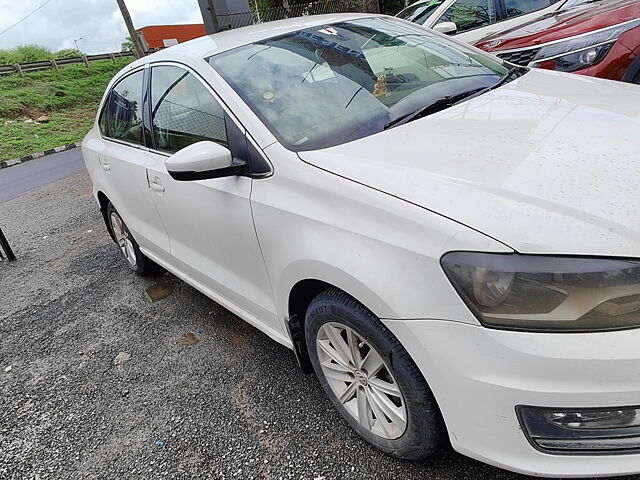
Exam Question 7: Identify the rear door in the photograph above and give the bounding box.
[144,63,281,338]
[95,68,171,259]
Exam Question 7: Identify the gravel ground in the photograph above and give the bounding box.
[0,172,637,480]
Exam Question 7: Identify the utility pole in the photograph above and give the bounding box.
[115,0,145,58]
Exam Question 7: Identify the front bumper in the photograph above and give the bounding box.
[381,318,640,477]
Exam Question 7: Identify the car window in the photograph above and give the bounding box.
[504,0,560,18]
[98,102,109,135]
[396,1,444,25]
[100,70,145,145]
[438,0,497,32]
[150,65,227,154]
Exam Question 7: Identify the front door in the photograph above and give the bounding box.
[144,64,281,337]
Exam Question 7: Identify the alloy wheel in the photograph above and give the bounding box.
[316,322,407,439]
[110,211,137,267]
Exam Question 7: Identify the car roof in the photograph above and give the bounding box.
[130,13,381,68]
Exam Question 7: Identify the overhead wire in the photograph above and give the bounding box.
[0,0,54,36]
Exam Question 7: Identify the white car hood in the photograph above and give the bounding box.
[299,70,640,256]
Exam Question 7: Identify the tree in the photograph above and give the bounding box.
[54,48,82,59]
[250,0,315,22]
[121,36,135,52]
[0,45,54,64]
[8,45,53,63]
[0,44,85,66]
[379,0,405,14]
[0,50,13,66]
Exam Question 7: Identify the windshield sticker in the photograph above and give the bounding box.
[318,27,338,35]
[260,90,277,102]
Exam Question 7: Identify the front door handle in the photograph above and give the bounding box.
[149,178,165,192]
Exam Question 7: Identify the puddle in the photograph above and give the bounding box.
[176,332,199,346]
[228,333,248,349]
[145,281,174,302]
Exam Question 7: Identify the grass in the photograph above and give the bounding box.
[0,58,133,163]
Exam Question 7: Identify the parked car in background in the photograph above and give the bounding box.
[476,0,640,82]
[84,13,640,478]
[395,0,588,44]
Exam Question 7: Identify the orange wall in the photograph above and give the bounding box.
[138,24,206,49]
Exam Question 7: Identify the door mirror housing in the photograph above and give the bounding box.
[165,141,246,181]
[433,21,458,35]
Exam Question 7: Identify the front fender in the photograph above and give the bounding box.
[253,143,511,330]
[278,260,395,320]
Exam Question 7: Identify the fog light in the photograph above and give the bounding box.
[517,405,640,454]
[544,409,640,429]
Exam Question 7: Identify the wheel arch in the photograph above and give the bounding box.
[97,190,109,211]
[96,190,116,242]
[285,273,391,374]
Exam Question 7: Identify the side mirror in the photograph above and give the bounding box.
[165,141,246,181]
[433,21,458,35]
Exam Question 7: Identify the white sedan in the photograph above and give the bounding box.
[396,0,588,44]
[82,13,640,477]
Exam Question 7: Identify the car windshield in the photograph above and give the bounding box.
[396,1,444,24]
[209,17,510,151]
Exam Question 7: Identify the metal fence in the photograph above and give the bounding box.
[218,0,380,29]
[0,51,135,77]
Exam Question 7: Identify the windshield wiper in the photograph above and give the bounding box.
[384,88,484,129]
[384,66,523,130]
[491,64,524,89]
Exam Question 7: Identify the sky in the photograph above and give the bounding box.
[0,0,205,54]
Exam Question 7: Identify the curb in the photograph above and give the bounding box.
[0,142,82,169]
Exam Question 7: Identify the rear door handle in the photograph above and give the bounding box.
[149,178,165,192]
[100,158,111,172]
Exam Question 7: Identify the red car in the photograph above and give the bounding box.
[475,0,640,83]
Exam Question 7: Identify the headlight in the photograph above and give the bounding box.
[440,252,640,332]
[530,19,640,72]
[548,43,614,72]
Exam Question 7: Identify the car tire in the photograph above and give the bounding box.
[106,202,155,275]
[305,288,446,460]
